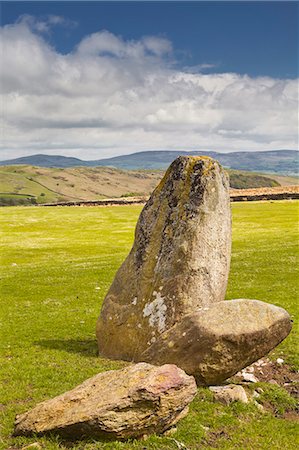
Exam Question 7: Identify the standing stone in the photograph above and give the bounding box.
[14,363,197,440]
[96,156,231,361]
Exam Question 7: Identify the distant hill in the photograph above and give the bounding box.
[94,150,299,175]
[0,150,298,175]
[0,164,289,206]
[0,154,85,168]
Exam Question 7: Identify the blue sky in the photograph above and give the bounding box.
[2,1,298,78]
[0,1,298,159]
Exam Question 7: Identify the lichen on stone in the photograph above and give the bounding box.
[143,291,167,333]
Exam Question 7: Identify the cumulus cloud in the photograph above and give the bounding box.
[0,20,298,160]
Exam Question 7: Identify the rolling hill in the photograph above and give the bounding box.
[0,150,298,175]
[0,165,288,206]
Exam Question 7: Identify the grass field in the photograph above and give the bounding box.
[0,201,298,449]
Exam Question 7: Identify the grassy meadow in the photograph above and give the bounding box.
[0,201,298,449]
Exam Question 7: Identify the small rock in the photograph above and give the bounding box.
[241,371,259,383]
[252,390,260,398]
[276,358,284,364]
[14,363,197,440]
[163,426,177,436]
[209,384,248,405]
[253,359,264,367]
[256,387,264,394]
[268,379,279,385]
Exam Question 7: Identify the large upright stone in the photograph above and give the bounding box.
[97,156,231,361]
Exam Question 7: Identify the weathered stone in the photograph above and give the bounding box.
[140,299,292,385]
[14,363,197,440]
[209,385,248,404]
[97,156,231,361]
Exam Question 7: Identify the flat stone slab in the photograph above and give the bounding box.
[14,363,197,440]
[97,156,231,361]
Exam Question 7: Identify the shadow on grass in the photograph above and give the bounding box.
[35,339,99,357]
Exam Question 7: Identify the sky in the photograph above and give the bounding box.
[0,1,298,160]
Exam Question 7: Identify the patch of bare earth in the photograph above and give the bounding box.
[203,429,231,448]
[231,358,299,419]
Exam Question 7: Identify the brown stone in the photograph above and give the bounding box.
[140,299,292,385]
[96,156,231,361]
[14,363,197,440]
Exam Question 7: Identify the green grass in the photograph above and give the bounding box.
[0,201,298,449]
[0,169,57,204]
[228,170,280,189]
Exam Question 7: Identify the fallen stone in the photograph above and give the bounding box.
[14,363,197,440]
[276,358,284,364]
[140,299,292,385]
[97,156,231,361]
[209,385,248,405]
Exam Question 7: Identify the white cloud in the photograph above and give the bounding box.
[0,20,298,160]
[16,14,77,34]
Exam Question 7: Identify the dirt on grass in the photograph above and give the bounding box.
[249,359,299,391]
[231,358,299,420]
[231,357,299,393]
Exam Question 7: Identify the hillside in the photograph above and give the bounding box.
[1,150,298,175]
[0,166,162,206]
[0,165,287,206]
[94,150,299,174]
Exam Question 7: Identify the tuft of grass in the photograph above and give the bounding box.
[253,383,298,416]
[0,201,298,449]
